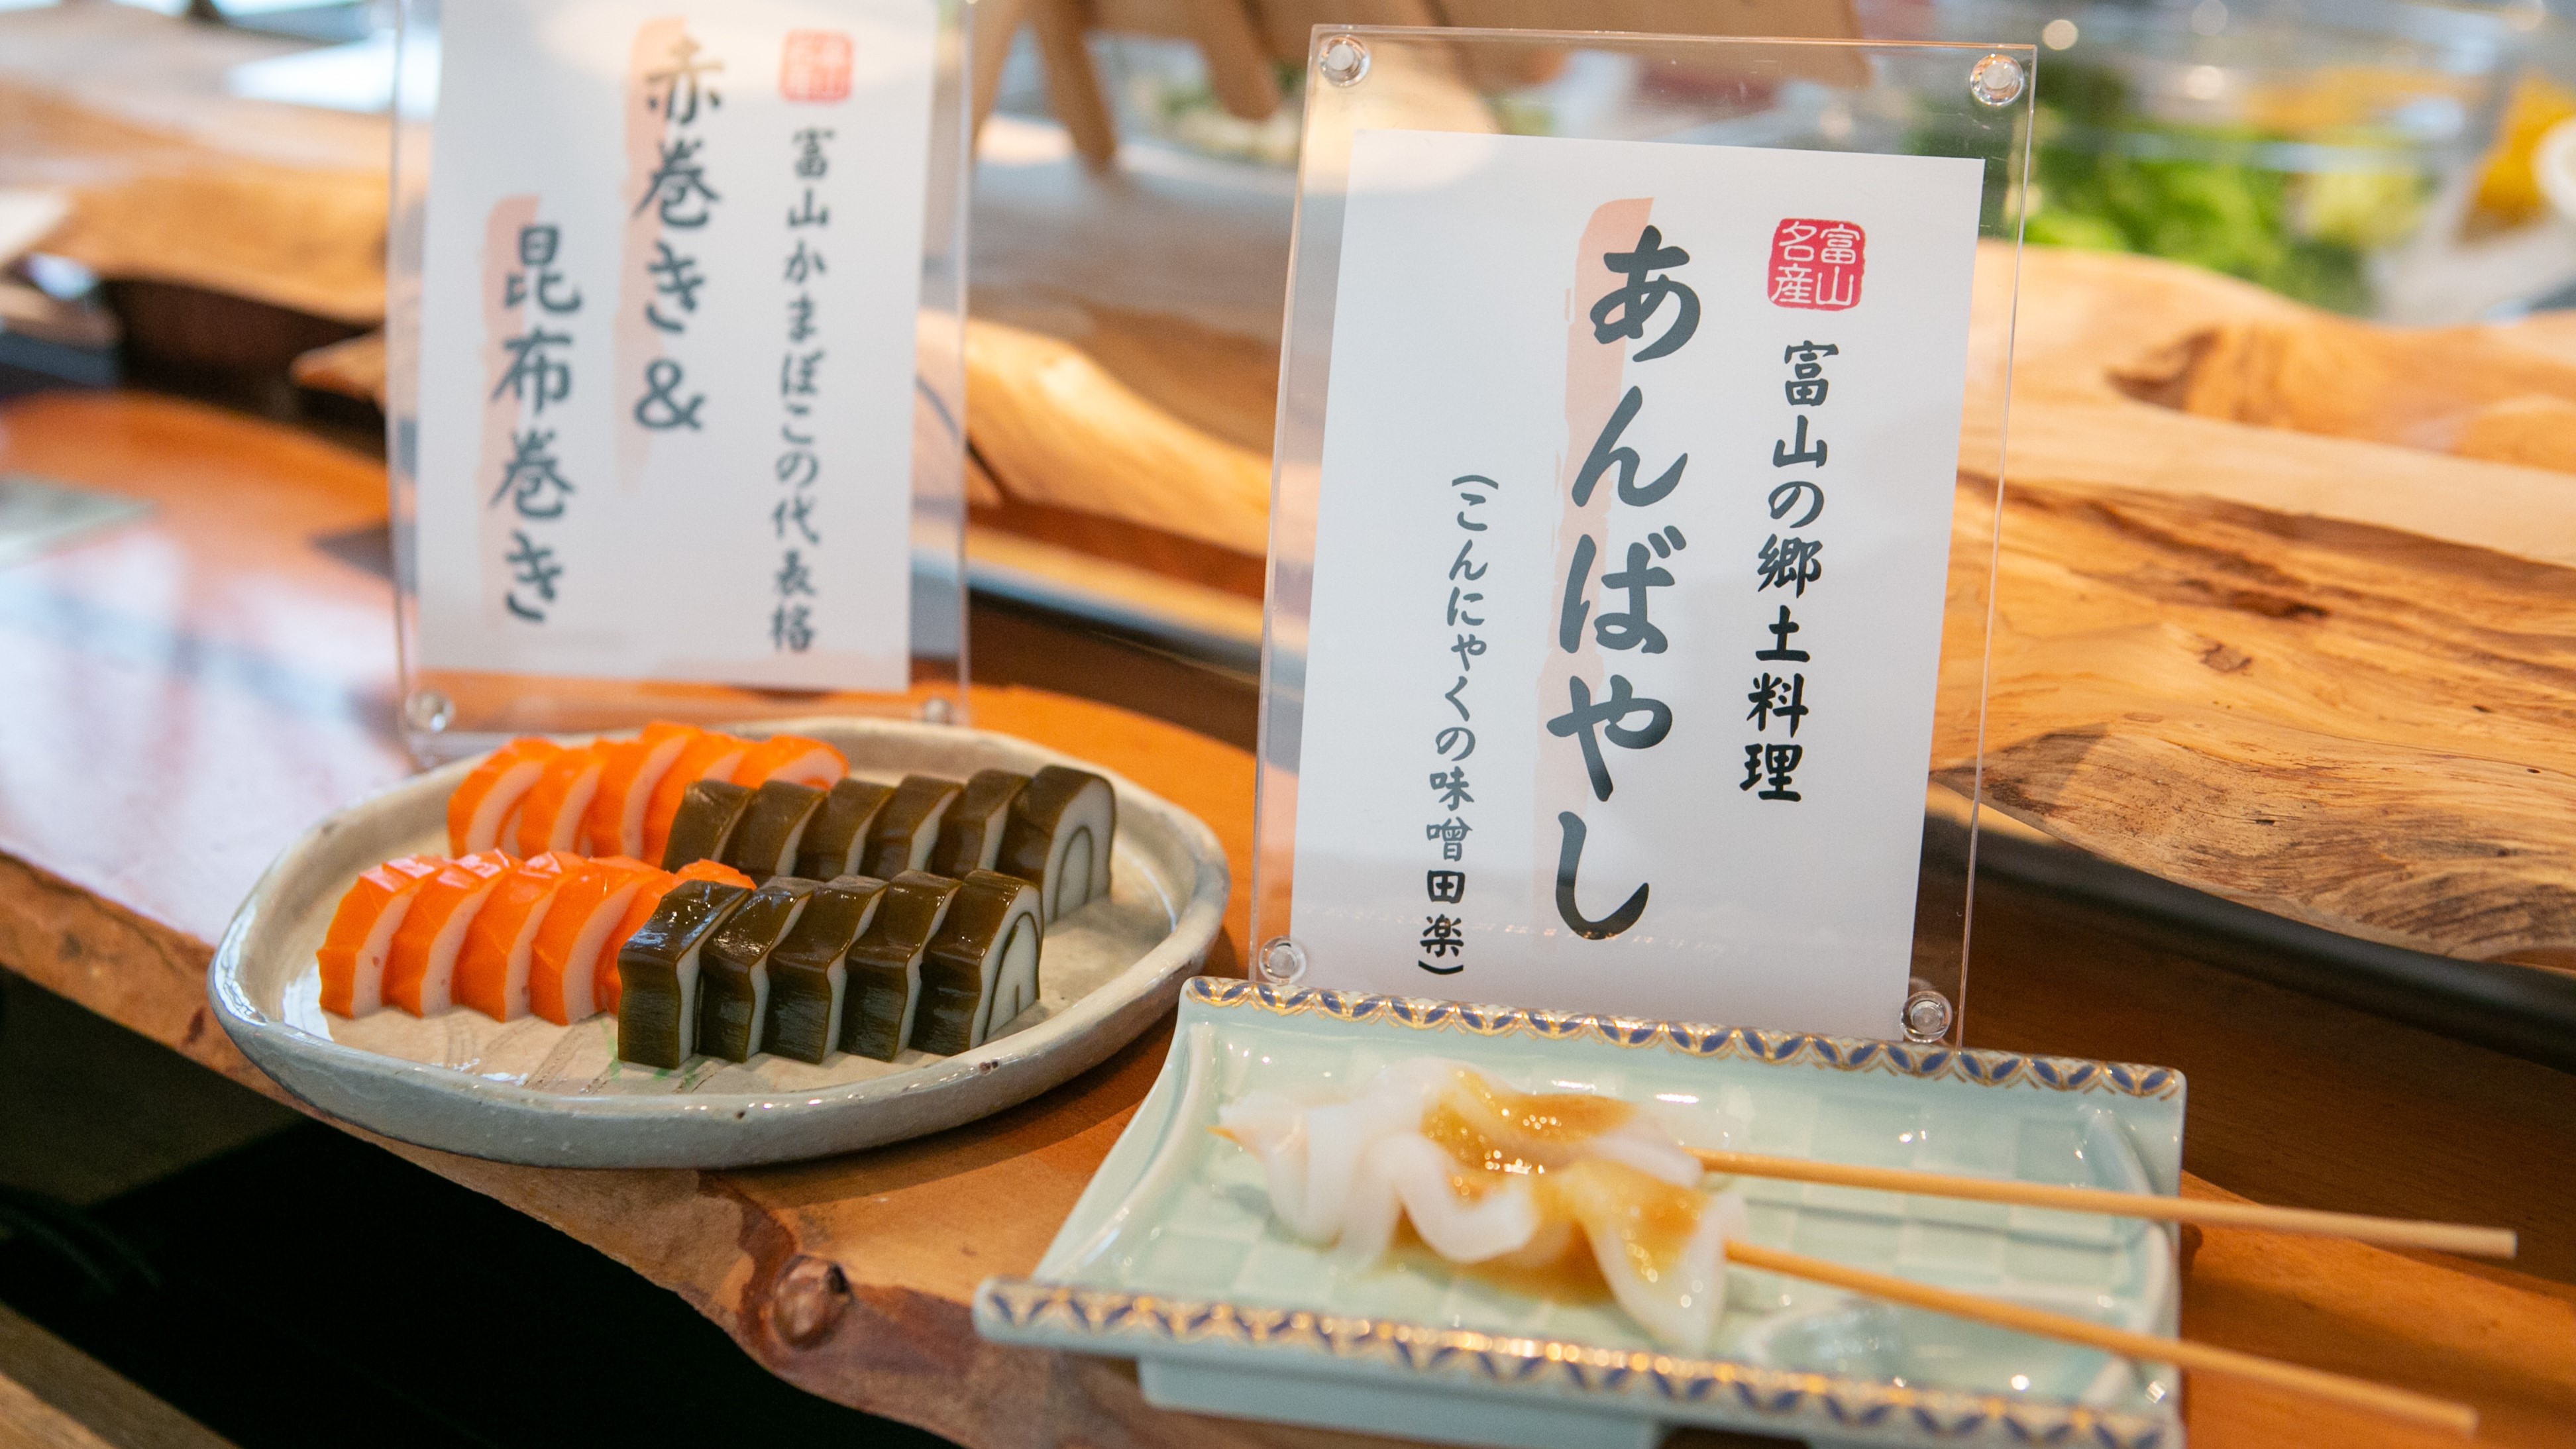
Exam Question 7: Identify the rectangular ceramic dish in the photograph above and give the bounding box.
[977,978,2187,1449]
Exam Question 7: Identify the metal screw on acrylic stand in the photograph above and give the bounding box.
[1256,936,1309,986]
[1902,986,1955,1043]
[1318,34,1370,88]
[1968,52,2025,107]
[403,689,454,733]
[917,695,957,725]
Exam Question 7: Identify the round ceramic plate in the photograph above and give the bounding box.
[209,718,1229,1169]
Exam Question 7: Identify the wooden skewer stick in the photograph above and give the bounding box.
[1727,1241,2478,1436]
[1693,1150,2517,1259]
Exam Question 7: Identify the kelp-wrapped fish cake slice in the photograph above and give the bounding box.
[723,780,826,883]
[794,778,896,881]
[614,880,747,1069]
[839,871,962,1061]
[913,870,1044,1057]
[661,778,755,872]
[695,877,816,1061]
[996,765,1117,924]
[928,770,1029,878]
[761,875,887,1064]
[861,776,962,881]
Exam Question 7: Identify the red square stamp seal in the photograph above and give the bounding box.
[780,30,853,103]
[1768,219,1865,311]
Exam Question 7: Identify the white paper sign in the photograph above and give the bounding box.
[1288,131,1983,1040]
[412,0,936,690]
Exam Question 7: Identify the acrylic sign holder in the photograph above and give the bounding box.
[384,0,972,764]
[1250,29,2034,1047]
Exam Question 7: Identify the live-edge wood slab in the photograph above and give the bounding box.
[1,391,2571,1448]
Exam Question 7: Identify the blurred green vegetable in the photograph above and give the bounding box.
[2017,62,2419,315]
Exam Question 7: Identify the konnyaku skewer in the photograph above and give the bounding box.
[1692,1149,2516,1258]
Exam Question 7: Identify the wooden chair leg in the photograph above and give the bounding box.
[1189,0,1280,121]
[970,0,1037,142]
[1029,0,1120,170]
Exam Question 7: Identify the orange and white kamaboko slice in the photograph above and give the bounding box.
[447,738,564,855]
[453,851,576,1021]
[529,855,660,1026]
[512,743,611,857]
[381,851,515,1016]
[592,858,752,1016]
[316,854,443,1017]
[583,723,702,860]
[674,858,754,889]
[729,734,847,790]
[590,866,673,1018]
[639,732,752,866]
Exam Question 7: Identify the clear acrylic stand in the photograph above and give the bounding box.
[385,0,972,765]
[1250,29,2033,1047]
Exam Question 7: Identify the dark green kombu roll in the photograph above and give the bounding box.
[914,869,1044,1057]
[724,780,826,883]
[861,777,962,881]
[761,875,888,1065]
[661,778,755,872]
[995,765,1116,924]
[927,770,1029,878]
[694,877,816,1061]
[614,880,747,1069]
[794,778,896,881]
[839,871,962,1061]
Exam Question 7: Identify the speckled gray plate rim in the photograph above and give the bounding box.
[209,717,1229,1169]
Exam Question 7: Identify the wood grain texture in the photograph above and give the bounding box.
[0,1303,238,1449]
[0,390,1310,1449]
[1,391,2571,1449]
[2174,1180,2576,1449]
[2107,305,2576,468]
[965,315,1273,556]
[1941,476,2576,967]
[0,1373,119,1449]
[1964,865,2576,1287]
[957,242,2576,974]
[3,5,2562,1436]
[0,81,386,326]
[0,393,411,933]
[287,331,387,404]
[1943,251,2576,967]
[1965,246,2576,571]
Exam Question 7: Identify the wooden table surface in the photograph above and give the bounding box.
[1,388,2573,1449]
